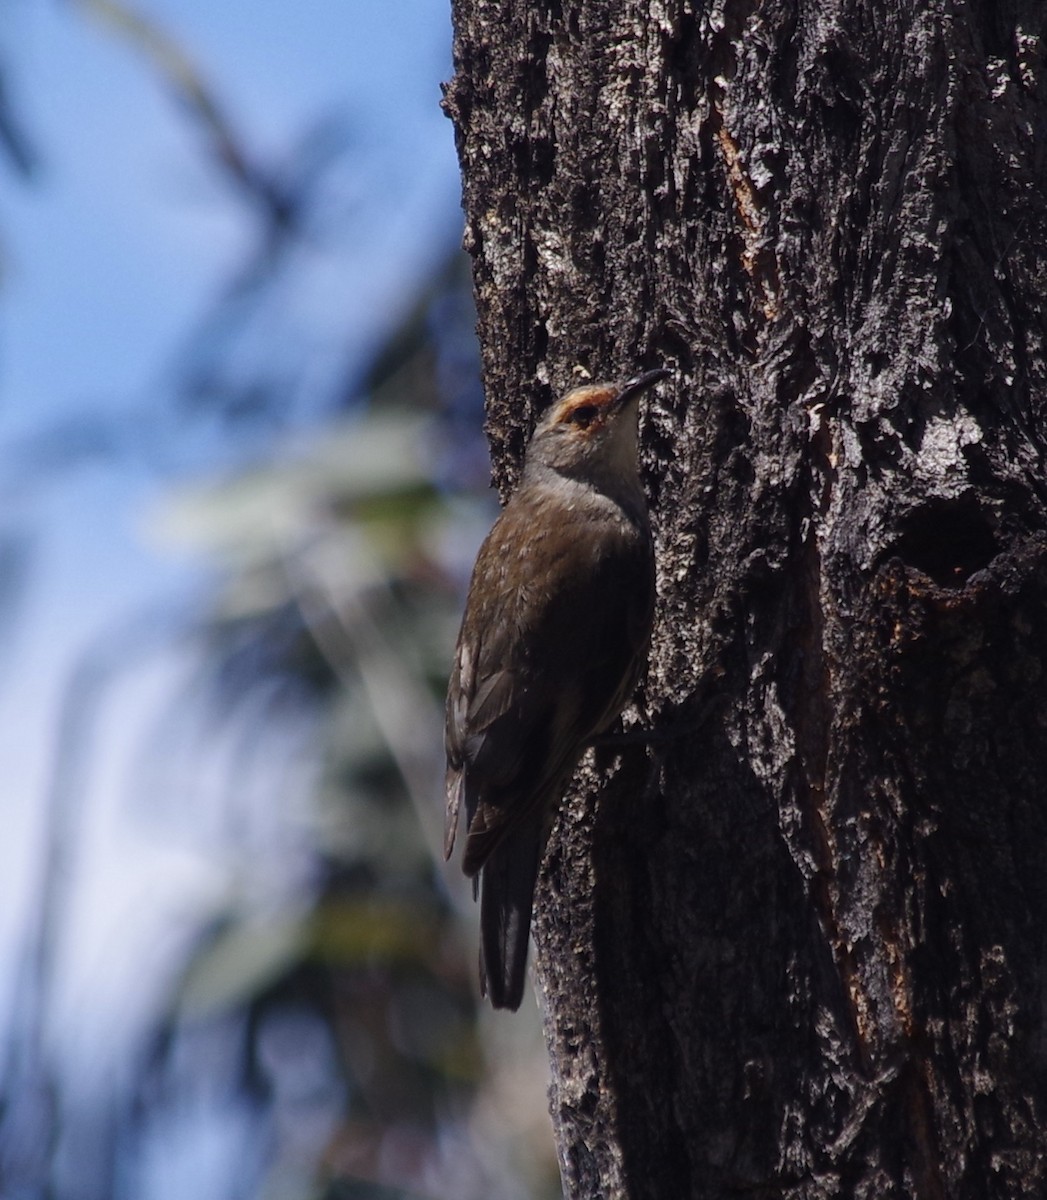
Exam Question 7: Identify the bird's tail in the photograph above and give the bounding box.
[478,808,543,1010]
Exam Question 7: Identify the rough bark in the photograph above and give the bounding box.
[444,1,1047,1196]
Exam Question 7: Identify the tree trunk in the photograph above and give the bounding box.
[443,2,1047,1196]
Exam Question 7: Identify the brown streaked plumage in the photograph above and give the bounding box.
[444,368,669,1009]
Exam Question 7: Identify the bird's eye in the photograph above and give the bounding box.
[570,404,599,429]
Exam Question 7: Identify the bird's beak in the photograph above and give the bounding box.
[615,367,671,408]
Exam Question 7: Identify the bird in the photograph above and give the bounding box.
[444,367,669,1009]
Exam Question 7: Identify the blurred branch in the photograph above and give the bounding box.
[70,0,296,231]
[63,0,361,435]
[283,525,469,912]
[0,607,179,1184]
[0,67,37,179]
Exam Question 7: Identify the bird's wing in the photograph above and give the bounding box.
[444,496,653,873]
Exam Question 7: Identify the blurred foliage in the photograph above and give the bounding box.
[0,7,561,1200]
[141,250,560,1200]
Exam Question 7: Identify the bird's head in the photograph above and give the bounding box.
[526,368,670,482]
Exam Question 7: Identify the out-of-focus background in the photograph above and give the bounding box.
[0,3,557,1197]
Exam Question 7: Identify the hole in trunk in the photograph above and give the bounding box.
[891,495,998,586]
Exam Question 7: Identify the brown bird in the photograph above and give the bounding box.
[444,367,668,1009]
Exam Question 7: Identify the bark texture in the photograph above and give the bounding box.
[444,1,1047,1196]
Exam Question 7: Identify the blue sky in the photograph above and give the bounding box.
[0,0,463,1084]
[2,0,459,425]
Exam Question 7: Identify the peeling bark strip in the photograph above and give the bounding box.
[445,1,1047,1196]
